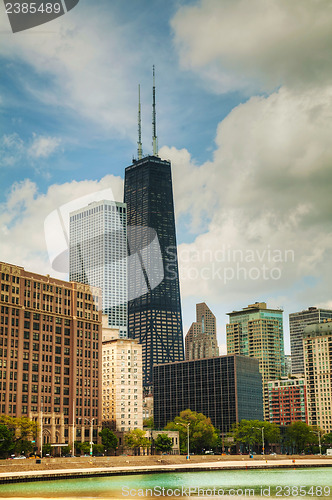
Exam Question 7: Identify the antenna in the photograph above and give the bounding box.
[137,84,143,160]
[152,65,158,156]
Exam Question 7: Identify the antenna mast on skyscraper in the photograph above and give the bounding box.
[138,84,143,160]
[152,65,158,156]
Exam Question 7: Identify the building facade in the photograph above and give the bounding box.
[303,321,332,433]
[226,302,285,419]
[185,302,219,360]
[69,200,127,337]
[268,377,308,426]
[0,261,102,452]
[290,307,332,375]
[153,355,263,434]
[124,156,184,392]
[102,317,143,432]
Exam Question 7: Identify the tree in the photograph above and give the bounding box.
[230,420,280,453]
[285,421,313,453]
[42,443,52,456]
[75,441,90,455]
[154,434,173,454]
[124,429,150,455]
[0,424,15,458]
[143,416,154,429]
[93,443,104,455]
[0,415,38,456]
[99,428,118,455]
[165,409,218,454]
[323,433,332,445]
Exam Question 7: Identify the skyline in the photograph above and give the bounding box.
[1,0,332,353]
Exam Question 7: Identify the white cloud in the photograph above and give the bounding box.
[171,0,332,93]
[0,176,123,279]
[160,84,332,307]
[0,6,146,140]
[28,134,61,159]
[0,133,25,167]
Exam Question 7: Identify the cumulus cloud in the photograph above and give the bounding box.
[160,83,332,307]
[0,5,143,139]
[171,0,332,93]
[0,175,123,279]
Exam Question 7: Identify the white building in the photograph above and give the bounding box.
[102,317,143,431]
[69,200,127,337]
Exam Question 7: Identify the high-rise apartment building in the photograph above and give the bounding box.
[102,316,143,432]
[153,355,263,434]
[0,261,102,452]
[268,377,308,426]
[124,155,184,391]
[303,321,332,433]
[185,302,219,360]
[290,307,332,375]
[69,200,127,337]
[226,302,285,419]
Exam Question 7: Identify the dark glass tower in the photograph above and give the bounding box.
[124,155,184,392]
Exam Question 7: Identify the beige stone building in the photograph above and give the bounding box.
[0,261,102,454]
[102,317,143,431]
[303,321,332,433]
[185,303,219,360]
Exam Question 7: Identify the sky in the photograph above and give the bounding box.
[1,0,332,354]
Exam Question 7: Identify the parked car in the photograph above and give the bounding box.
[13,456,26,459]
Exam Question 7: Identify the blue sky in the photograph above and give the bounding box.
[1,0,332,354]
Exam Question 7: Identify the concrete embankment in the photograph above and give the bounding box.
[0,455,331,484]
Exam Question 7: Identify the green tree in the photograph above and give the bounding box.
[230,420,280,453]
[285,421,314,453]
[75,441,91,455]
[143,416,154,429]
[0,415,38,456]
[154,434,173,453]
[99,428,118,455]
[124,429,150,455]
[61,445,71,456]
[42,443,52,456]
[165,409,218,454]
[93,443,104,455]
[0,424,15,458]
[322,432,332,445]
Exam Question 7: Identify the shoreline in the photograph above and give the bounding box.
[0,456,331,485]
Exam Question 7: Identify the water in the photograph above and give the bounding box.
[0,468,331,499]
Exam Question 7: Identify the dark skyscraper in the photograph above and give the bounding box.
[124,155,184,391]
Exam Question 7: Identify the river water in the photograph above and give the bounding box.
[0,468,331,499]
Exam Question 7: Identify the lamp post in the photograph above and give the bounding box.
[252,426,265,456]
[72,399,75,458]
[311,429,322,456]
[85,418,94,456]
[40,396,43,459]
[176,422,190,460]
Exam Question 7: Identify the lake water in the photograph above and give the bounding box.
[0,468,331,499]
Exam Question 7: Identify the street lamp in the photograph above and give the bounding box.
[176,422,190,460]
[311,429,322,456]
[85,418,94,456]
[252,426,265,456]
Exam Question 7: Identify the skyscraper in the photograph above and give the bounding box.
[303,321,332,433]
[69,200,128,337]
[185,302,219,360]
[226,302,285,419]
[290,306,332,374]
[124,69,184,392]
[124,156,184,391]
